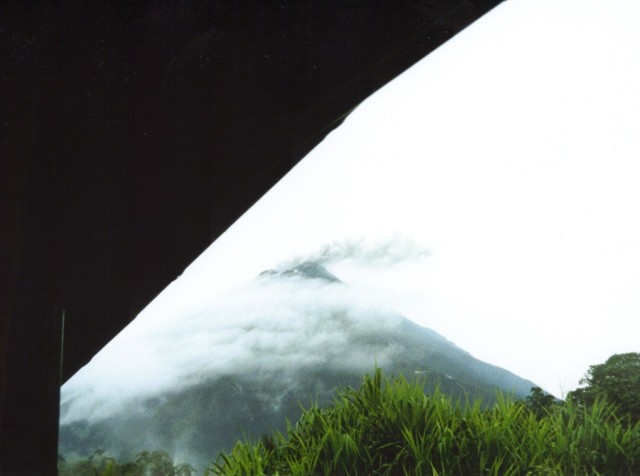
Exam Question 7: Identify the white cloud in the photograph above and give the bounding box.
[60,267,406,424]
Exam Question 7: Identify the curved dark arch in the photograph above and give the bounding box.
[1,1,503,473]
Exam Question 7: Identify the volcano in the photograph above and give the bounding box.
[59,261,536,470]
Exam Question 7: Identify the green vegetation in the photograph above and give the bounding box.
[209,368,640,475]
[59,353,640,475]
[57,449,196,476]
[568,353,640,425]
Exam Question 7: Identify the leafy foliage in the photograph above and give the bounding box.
[524,386,557,419]
[60,355,640,475]
[210,369,640,476]
[57,449,196,476]
[568,353,640,424]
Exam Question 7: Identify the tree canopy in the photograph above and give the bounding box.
[568,352,640,423]
[524,386,557,418]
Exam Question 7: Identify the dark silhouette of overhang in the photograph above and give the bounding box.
[1,1,503,473]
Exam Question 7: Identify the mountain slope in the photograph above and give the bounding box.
[59,262,536,471]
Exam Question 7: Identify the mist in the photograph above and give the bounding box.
[59,243,448,469]
[282,237,431,269]
[60,243,419,426]
[60,239,541,470]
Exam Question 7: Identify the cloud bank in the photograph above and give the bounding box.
[59,257,411,426]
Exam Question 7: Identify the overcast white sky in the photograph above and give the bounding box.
[71,0,640,401]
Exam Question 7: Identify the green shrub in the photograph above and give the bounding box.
[209,369,640,476]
